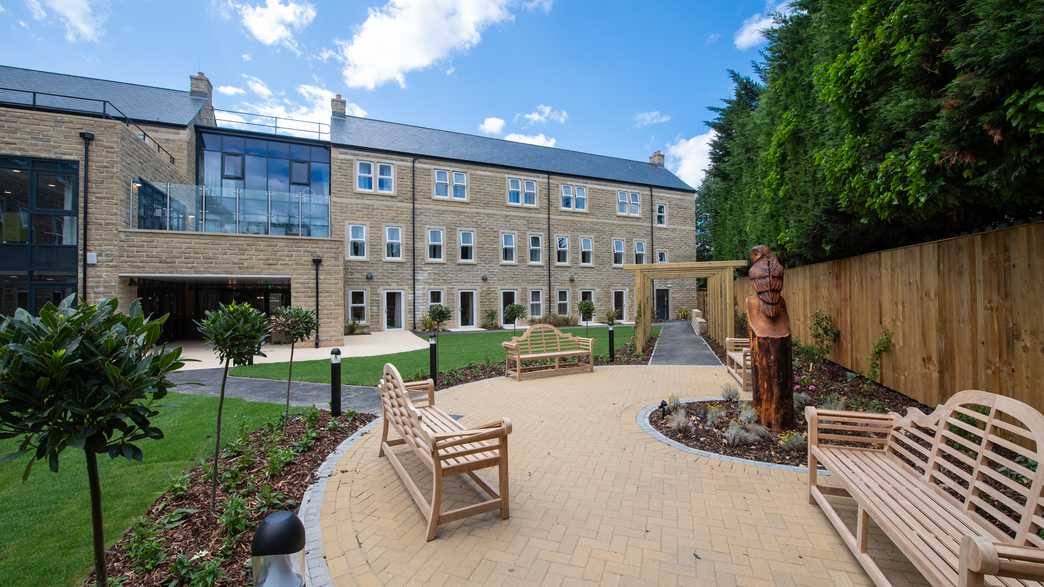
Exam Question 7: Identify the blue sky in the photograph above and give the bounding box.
[0,0,787,188]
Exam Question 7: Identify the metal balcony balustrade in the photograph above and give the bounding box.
[128,180,330,238]
[0,87,177,165]
[213,109,330,141]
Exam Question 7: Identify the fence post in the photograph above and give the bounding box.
[330,348,341,417]
[608,325,615,363]
[429,334,438,387]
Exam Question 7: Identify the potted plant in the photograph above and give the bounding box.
[270,306,317,432]
[0,296,183,586]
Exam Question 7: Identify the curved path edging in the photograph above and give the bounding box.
[300,418,380,587]
[637,400,816,474]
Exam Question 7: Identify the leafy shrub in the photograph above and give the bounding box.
[255,484,290,511]
[778,431,806,450]
[746,422,771,439]
[666,410,692,435]
[848,397,889,413]
[169,552,223,587]
[867,329,894,382]
[534,313,577,327]
[603,308,618,325]
[481,309,500,330]
[578,300,595,323]
[157,508,196,531]
[427,304,452,332]
[344,319,364,335]
[219,494,249,537]
[266,446,295,478]
[127,518,165,573]
[666,394,682,414]
[169,473,191,498]
[819,393,847,411]
[808,311,840,363]
[304,406,322,429]
[705,405,727,427]
[721,384,740,403]
[724,422,759,446]
[792,392,813,412]
[504,304,527,332]
[676,308,690,320]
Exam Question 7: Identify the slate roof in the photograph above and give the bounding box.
[0,65,205,126]
[330,115,694,192]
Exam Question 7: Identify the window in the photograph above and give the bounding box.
[377,163,394,193]
[613,289,627,321]
[655,202,668,226]
[434,169,449,198]
[555,235,569,265]
[508,177,537,206]
[617,190,640,216]
[556,289,570,316]
[290,160,309,185]
[427,228,444,261]
[452,171,467,200]
[656,249,669,264]
[528,234,543,264]
[356,161,373,191]
[428,289,443,309]
[222,154,243,179]
[580,237,593,266]
[560,184,587,211]
[348,224,367,259]
[458,229,475,262]
[384,226,402,260]
[501,232,516,263]
[634,240,646,264]
[347,289,368,323]
[612,239,624,266]
[529,289,543,319]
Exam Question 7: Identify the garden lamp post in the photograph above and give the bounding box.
[252,511,306,587]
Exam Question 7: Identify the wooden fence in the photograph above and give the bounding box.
[734,222,1044,411]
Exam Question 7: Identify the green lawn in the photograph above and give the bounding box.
[0,393,294,587]
[231,325,658,385]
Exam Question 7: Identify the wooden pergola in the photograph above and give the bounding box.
[625,260,748,353]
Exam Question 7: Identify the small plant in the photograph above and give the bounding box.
[849,397,889,413]
[219,494,249,537]
[504,303,527,334]
[255,484,290,511]
[778,431,806,450]
[721,384,740,403]
[792,392,812,412]
[170,552,223,587]
[666,410,692,434]
[603,308,618,325]
[421,313,436,331]
[344,319,362,335]
[808,311,840,365]
[820,393,847,411]
[705,405,727,427]
[270,306,317,432]
[745,422,771,439]
[481,308,500,329]
[126,517,165,573]
[867,328,894,382]
[739,404,758,424]
[303,406,322,429]
[676,307,690,320]
[724,421,759,446]
[169,473,191,498]
[157,508,197,531]
[666,394,682,414]
[427,304,452,337]
[266,446,295,478]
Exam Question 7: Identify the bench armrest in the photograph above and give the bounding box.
[433,418,512,450]
[805,406,895,449]
[961,536,1044,583]
[404,378,435,406]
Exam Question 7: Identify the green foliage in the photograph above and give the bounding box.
[676,308,690,320]
[577,300,595,322]
[169,552,223,587]
[696,0,1044,265]
[219,494,249,537]
[344,319,363,335]
[778,431,806,451]
[427,304,452,331]
[867,328,894,382]
[721,383,740,403]
[806,311,841,364]
[127,518,165,573]
[270,306,316,346]
[603,308,618,325]
[666,394,682,414]
[504,304,527,332]
[481,309,500,330]
[266,446,295,478]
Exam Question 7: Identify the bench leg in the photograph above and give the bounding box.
[426,469,443,542]
[856,506,869,553]
[499,440,510,520]
[808,449,818,505]
[378,415,389,457]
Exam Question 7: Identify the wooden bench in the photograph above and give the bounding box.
[724,337,751,392]
[501,324,593,381]
[377,363,512,541]
[806,390,1044,587]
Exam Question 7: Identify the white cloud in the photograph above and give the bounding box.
[734,1,790,50]
[243,74,274,99]
[217,85,246,96]
[338,0,514,90]
[666,129,716,188]
[25,0,108,42]
[225,83,366,138]
[241,52,252,61]
[313,46,339,63]
[478,116,504,135]
[705,32,721,45]
[523,0,551,13]
[0,4,7,15]
[521,104,567,125]
[229,0,315,52]
[633,111,671,128]
[505,132,556,147]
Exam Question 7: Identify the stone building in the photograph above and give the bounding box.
[0,65,696,344]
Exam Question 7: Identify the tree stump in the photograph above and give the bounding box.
[750,332,794,430]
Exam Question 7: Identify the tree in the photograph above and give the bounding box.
[504,304,527,335]
[197,302,269,513]
[427,304,452,342]
[270,306,317,431]
[578,299,595,337]
[0,296,183,586]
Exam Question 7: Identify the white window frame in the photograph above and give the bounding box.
[426,227,445,263]
[457,229,476,264]
[612,238,625,266]
[556,288,570,317]
[612,289,628,321]
[457,289,478,328]
[523,179,537,206]
[656,249,669,264]
[376,162,395,193]
[634,240,646,264]
[579,236,593,266]
[529,289,543,319]
[427,289,444,311]
[347,223,367,260]
[560,183,588,212]
[433,168,468,200]
[527,233,543,265]
[384,225,402,261]
[500,231,517,264]
[451,171,468,200]
[555,234,569,265]
[346,289,368,324]
[500,289,519,328]
[655,202,668,227]
[559,184,573,210]
[507,176,538,207]
[506,176,522,206]
[433,169,450,199]
[355,160,374,192]
[616,190,640,217]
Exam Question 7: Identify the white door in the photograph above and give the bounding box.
[384,291,404,330]
[500,290,517,328]
[458,290,476,327]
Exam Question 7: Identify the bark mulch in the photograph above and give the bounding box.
[88,409,375,587]
[648,354,927,466]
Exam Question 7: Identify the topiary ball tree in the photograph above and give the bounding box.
[0,296,183,587]
[270,306,317,431]
[578,299,595,337]
[197,301,269,513]
[504,303,527,335]
[427,304,452,342]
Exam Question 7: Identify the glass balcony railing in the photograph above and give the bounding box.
[128,180,330,238]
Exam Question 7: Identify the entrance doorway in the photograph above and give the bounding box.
[458,290,476,327]
[612,290,626,321]
[500,290,517,328]
[384,290,404,330]
[655,288,670,321]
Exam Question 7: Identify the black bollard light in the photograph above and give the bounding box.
[251,511,306,587]
[330,347,342,417]
[608,325,615,363]
[428,333,438,387]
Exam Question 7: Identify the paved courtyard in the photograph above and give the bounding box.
[316,365,928,586]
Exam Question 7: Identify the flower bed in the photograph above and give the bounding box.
[648,354,926,466]
[90,409,375,586]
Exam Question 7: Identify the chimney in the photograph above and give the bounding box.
[331,94,347,117]
[649,150,665,167]
[190,72,212,101]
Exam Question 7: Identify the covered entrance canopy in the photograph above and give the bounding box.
[624,261,748,353]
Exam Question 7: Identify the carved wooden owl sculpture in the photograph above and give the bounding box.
[749,245,784,318]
